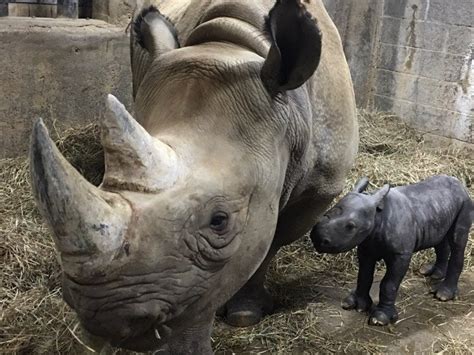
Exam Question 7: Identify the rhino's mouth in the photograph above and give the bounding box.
[314,244,354,254]
[61,273,189,349]
[78,303,177,352]
[106,323,173,352]
[312,237,355,254]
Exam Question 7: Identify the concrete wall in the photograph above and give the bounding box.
[0,1,472,157]
[0,17,132,158]
[324,0,473,146]
[92,0,146,26]
[375,0,473,144]
[322,0,383,107]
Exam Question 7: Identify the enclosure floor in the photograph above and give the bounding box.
[2,111,472,354]
[214,268,474,354]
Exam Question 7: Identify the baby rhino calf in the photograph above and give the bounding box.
[311,175,473,326]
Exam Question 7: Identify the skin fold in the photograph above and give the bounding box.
[311,175,473,326]
[30,0,358,352]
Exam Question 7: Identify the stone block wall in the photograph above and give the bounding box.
[375,0,473,144]
[0,17,132,158]
[324,0,473,146]
[322,0,383,107]
[0,0,472,157]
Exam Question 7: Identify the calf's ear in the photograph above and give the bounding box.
[353,177,370,193]
[372,184,390,211]
[261,0,322,94]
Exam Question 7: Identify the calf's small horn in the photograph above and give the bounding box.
[101,95,178,192]
[30,119,130,265]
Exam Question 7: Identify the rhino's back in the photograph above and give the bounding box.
[396,175,470,222]
[156,0,358,199]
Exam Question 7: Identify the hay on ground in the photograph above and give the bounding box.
[0,111,472,354]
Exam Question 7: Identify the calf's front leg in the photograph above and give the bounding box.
[369,254,411,326]
[342,248,376,312]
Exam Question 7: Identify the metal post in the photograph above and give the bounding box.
[57,0,78,18]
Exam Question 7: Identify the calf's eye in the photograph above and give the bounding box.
[345,221,356,231]
[209,212,229,233]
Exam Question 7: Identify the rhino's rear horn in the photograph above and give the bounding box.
[101,95,178,192]
[30,119,130,266]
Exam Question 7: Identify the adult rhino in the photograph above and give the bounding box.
[30,0,358,353]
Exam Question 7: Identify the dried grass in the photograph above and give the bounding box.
[0,111,472,354]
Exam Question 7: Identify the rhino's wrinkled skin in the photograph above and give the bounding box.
[30,0,358,353]
[311,176,473,326]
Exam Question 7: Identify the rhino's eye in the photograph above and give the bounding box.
[345,221,356,232]
[209,212,229,234]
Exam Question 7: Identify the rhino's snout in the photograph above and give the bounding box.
[311,221,355,254]
[62,275,175,351]
[77,303,169,351]
[311,223,335,252]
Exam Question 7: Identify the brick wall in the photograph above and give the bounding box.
[324,0,473,145]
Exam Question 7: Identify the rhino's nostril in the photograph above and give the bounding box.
[321,238,330,246]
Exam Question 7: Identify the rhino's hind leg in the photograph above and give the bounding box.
[435,203,471,301]
[419,239,450,280]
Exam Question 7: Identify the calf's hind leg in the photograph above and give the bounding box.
[419,238,450,280]
[435,204,471,301]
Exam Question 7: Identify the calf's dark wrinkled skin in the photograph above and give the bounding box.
[311,175,473,326]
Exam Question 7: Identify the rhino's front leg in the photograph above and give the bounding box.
[369,254,411,326]
[342,247,375,312]
[222,194,337,327]
[220,246,277,327]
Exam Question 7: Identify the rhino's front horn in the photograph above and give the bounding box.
[101,95,178,192]
[30,119,130,265]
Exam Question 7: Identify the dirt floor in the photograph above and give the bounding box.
[1,110,473,354]
[212,242,474,354]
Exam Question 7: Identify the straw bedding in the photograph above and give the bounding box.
[1,111,472,354]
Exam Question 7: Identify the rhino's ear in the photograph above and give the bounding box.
[372,184,390,211]
[130,6,180,97]
[261,0,322,94]
[133,6,179,55]
[353,177,370,193]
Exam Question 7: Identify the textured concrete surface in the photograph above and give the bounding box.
[322,0,383,107]
[0,1,472,154]
[324,0,473,146]
[0,17,132,158]
[92,0,147,26]
[374,0,473,144]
